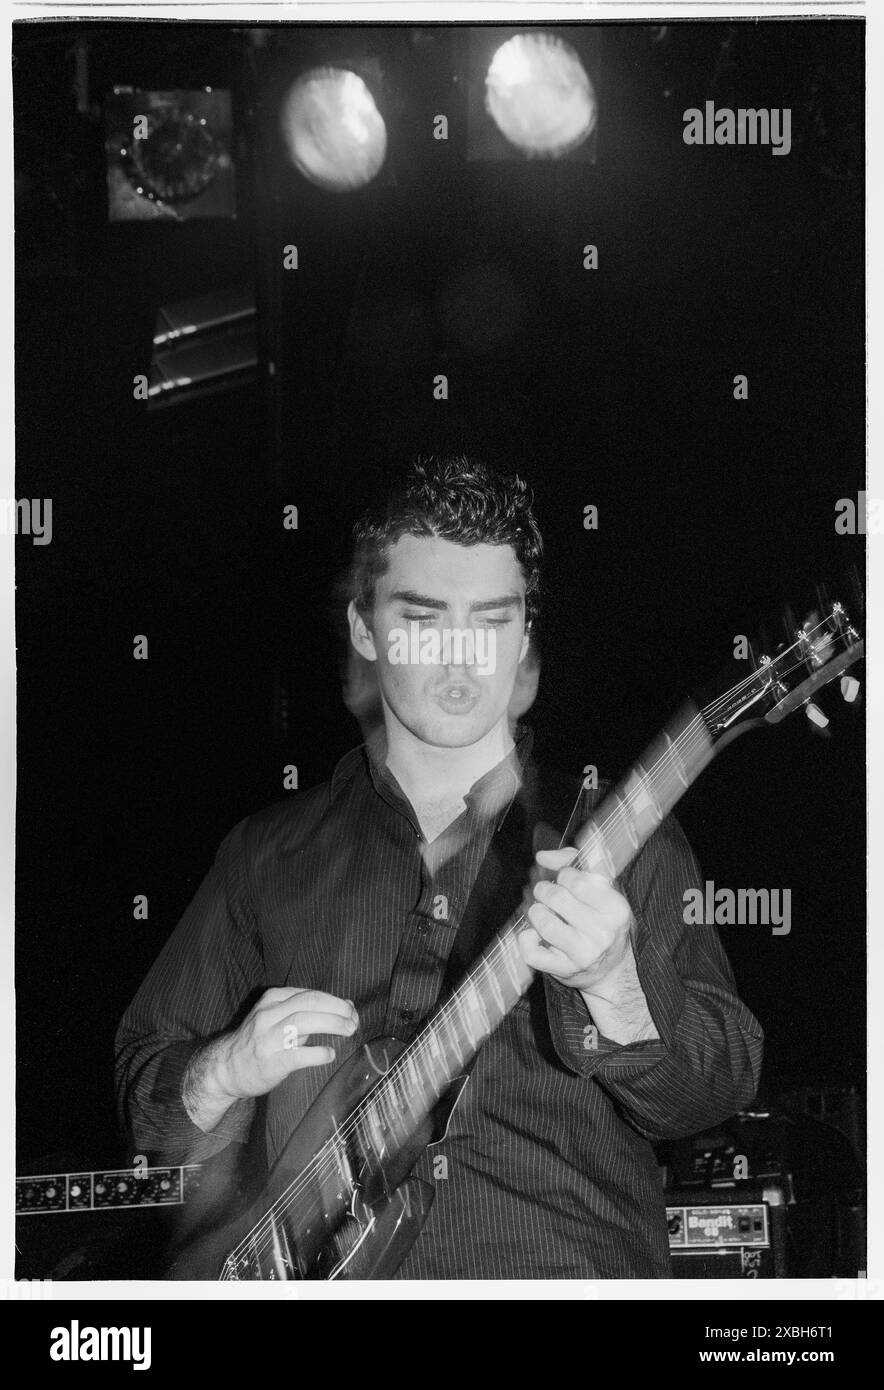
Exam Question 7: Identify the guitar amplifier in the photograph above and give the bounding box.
[665,1182,789,1278]
[656,1104,865,1278]
[14,1149,254,1280]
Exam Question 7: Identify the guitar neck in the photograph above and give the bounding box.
[572,699,715,879]
[362,701,715,1141]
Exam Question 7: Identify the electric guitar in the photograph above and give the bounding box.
[168,593,863,1280]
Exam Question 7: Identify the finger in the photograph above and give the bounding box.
[527,900,583,948]
[261,991,358,1027]
[534,846,579,871]
[555,868,632,925]
[534,876,626,934]
[283,1044,339,1072]
[284,989,358,1017]
[517,926,572,975]
[258,986,307,1006]
[533,878,588,924]
[279,1010,359,1048]
[557,865,616,895]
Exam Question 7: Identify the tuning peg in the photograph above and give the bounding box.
[841,675,860,703]
[805,701,829,729]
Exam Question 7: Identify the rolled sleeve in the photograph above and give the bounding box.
[115,818,264,1166]
[544,812,764,1141]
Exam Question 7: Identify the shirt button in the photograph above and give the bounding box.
[399,1007,414,1022]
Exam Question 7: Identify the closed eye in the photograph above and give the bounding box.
[404,615,512,626]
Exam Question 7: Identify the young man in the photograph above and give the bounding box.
[115,456,763,1279]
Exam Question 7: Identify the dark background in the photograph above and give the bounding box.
[14,19,864,1188]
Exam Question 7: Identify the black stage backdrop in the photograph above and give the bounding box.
[14,20,864,1189]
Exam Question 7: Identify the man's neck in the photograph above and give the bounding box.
[384,715,515,834]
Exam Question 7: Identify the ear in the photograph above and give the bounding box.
[518,624,531,663]
[347,600,378,662]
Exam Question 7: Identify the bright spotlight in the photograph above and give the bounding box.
[279,67,387,192]
[485,33,597,158]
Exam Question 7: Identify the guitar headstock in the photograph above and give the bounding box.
[702,591,864,746]
[760,600,864,726]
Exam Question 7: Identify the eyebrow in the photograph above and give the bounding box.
[390,590,523,612]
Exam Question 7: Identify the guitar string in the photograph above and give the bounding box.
[230,621,854,1271]
[231,625,849,1273]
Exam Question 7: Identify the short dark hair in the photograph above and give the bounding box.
[351,455,543,628]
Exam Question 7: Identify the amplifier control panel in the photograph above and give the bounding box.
[667,1203,769,1249]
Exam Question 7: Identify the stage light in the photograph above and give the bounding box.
[485,33,597,158]
[279,67,387,192]
[105,88,236,222]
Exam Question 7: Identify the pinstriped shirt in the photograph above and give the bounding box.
[115,728,763,1278]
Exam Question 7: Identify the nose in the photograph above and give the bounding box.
[440,633,473,670]
[440,626,493,676]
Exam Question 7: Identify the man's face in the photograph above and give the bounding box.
[348,533,530,749]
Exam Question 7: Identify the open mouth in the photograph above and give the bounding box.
[435,683,481,714]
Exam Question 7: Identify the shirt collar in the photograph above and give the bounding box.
[330,723,535,832]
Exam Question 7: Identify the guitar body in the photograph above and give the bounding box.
[167,1038,463,1280]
